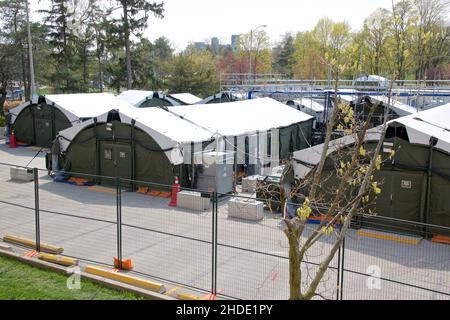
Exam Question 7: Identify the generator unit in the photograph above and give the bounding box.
[193,151,235,194]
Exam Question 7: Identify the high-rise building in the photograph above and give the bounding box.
[211,37,219,54]
[194,42,207,50]
[231,34,239,52]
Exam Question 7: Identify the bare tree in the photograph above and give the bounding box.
[279,78,397,299]
[267,24,399,297]
[412,0,450,80]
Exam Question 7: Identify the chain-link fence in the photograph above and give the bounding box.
[0,162,449,300]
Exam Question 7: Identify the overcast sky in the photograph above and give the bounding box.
[28,0,447,51]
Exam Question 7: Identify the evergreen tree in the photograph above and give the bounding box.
[109,0,164,89]
[40,0,79,92]
[0,0,29,98]
[273,33,295,77]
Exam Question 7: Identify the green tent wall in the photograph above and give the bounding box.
[11,101,72,148]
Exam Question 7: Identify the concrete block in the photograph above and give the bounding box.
[0,243,13,251]
[228,197,264,221]
[10,167,34,182]
[177,191,211,211]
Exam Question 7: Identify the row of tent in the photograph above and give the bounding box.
[5,89,450,228]
[117,90,243,107]
[292,102,450,229]
[7,91,314,188]
[284,92,420,130]
[7,90,245,148]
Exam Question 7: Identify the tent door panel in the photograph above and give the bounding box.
[114,144,132,181]
[99,142,132,186]
[35,118,53,147]
[391,172,424,222]
[100,143,116,184]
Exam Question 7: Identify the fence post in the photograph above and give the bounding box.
[33,168,40,252]
[339,238,345,300]
[336,244,341,300]
[211,191,217,295]
[214,191,218,296]
[116,177,122,269]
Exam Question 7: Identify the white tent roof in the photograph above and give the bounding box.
[388,103,450,154]
[170,93,202,105]
[353,75,389,85]
[117,90,153,107]
[292,126,383,179]
[198,91,245,104]
[289,99,324,113]
[337,89,359,103]
[57,107,215,165]
[10,93,134,124]
[119,107,214,143]
[117,90,180,107]
[169,97,314,136]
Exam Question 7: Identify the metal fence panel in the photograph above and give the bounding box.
[0,159,449,300]
[37,169,117,266]
[342,219,450,300]
[121,182,214,293]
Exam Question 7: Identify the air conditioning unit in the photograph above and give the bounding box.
[177,190,211,211]
[228,197,264,221]
[10,167,34,182]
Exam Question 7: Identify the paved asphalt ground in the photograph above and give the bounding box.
[0,142,448,300]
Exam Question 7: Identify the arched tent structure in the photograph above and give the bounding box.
[9,93,133,148]
[383,103,450,228]
[344,95,419,128]
[198,91,245,104]
[53,107,214,187]
[365,95,418,117]
[117,90,181,108]
[286,99,324,129]
[169,93,202,105]
[169,97,314,161]
[52,98,314,189]
[292,103,450,230]
[352,75,389,88]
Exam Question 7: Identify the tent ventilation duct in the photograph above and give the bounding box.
[106,109,121,123]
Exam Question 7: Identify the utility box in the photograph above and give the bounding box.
[193,151,234,194]
[10,167,34,182]
[177,190,211,211]
[228,197,264,221]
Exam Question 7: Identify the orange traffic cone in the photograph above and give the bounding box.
[168,176,180,207]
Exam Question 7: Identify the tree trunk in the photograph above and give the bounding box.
[61,2,70,91]
[21,50,29,100]
[123,2,132,90]
[286,225,302,300]
[13,8,29,100]
[96,30,104,93]
[309,75,340,200]
[0,82,7,116]
[83,44,88,89]
[97,54,103,92]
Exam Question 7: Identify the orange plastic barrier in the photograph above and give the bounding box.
[114,257,133,270]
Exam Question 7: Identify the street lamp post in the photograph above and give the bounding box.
[248,24,267,84]
[25,0,37,100]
